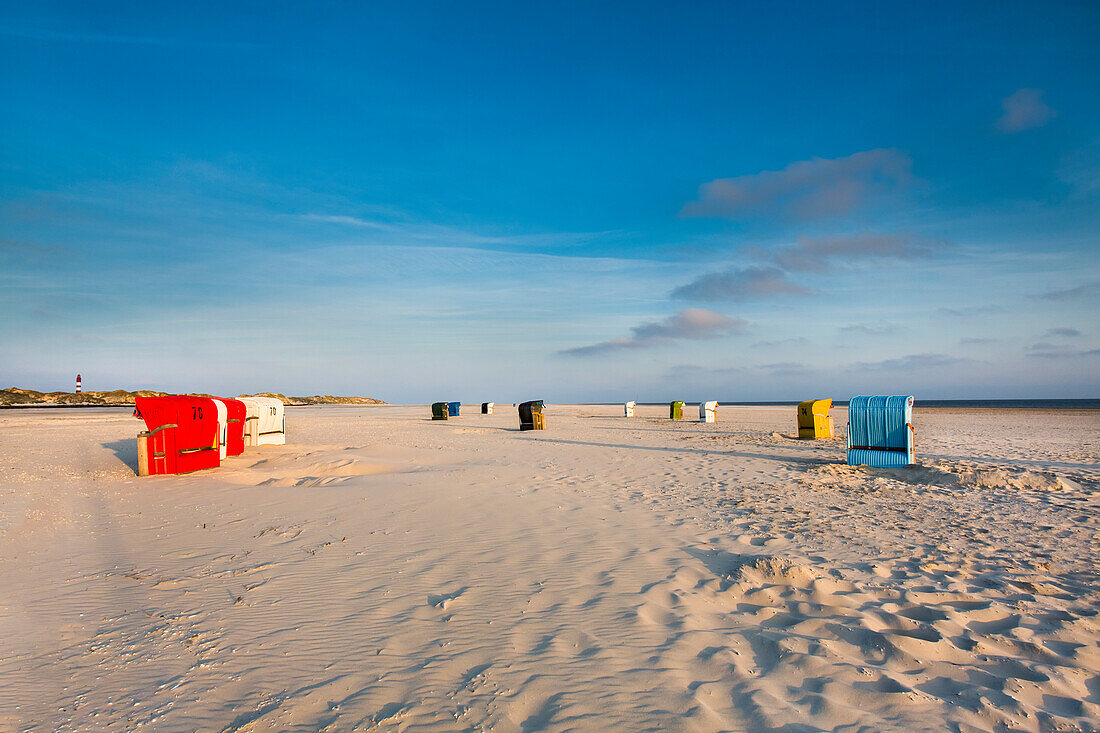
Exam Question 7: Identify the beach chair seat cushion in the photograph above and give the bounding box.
[846,447,912,468]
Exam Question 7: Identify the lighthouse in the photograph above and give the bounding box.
[76,374,82,394]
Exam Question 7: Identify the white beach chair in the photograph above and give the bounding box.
[240,396,286,446]
[210,398,229,460]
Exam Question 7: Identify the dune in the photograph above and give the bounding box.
[0,404,1096,731]
[0,388,386,407]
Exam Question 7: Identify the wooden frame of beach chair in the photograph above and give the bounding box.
[137,422,177,476]
[243,413,258,446]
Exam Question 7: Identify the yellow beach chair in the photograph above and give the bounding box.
[797,399,833,439]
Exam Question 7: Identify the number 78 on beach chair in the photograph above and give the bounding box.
[846,395,915,467]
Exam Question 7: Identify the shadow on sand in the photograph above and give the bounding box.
[532,437,834,466]
[102,439,139,475]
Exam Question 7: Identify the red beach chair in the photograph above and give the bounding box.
[134,395,222,475]
[220,398,247,457]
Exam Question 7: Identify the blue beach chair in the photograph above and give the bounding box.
[846,395,915,467]
[447,401,461,417]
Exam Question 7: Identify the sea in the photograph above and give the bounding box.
[635,400,1100,410]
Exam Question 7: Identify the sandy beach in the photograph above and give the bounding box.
[0,404,1097,732]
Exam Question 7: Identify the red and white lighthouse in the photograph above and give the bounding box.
[76,374,82,394]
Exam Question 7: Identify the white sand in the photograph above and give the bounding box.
[0,404,1097,732]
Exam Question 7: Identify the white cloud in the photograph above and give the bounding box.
[560,308,746,357]
[767,234,933,272]
[839,323,898,336]
[752,337,808,348]
[996,88,1055,133]
[854,353,972,370]
[1026,342,1100,359]
[670,266,812,302]
[939,305,1005,317]
[680,149,913,221]
[1044,327,1081,338]
[1036,282,1100,301]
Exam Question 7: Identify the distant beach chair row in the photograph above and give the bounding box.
[133,395,285,476]
[432,402,461,419]
[657,400,717,422]
[432,400,545,430]
[623,396,916,467]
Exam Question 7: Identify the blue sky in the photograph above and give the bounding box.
[1,1,1098,402]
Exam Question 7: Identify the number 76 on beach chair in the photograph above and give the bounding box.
[846,395,915,467]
